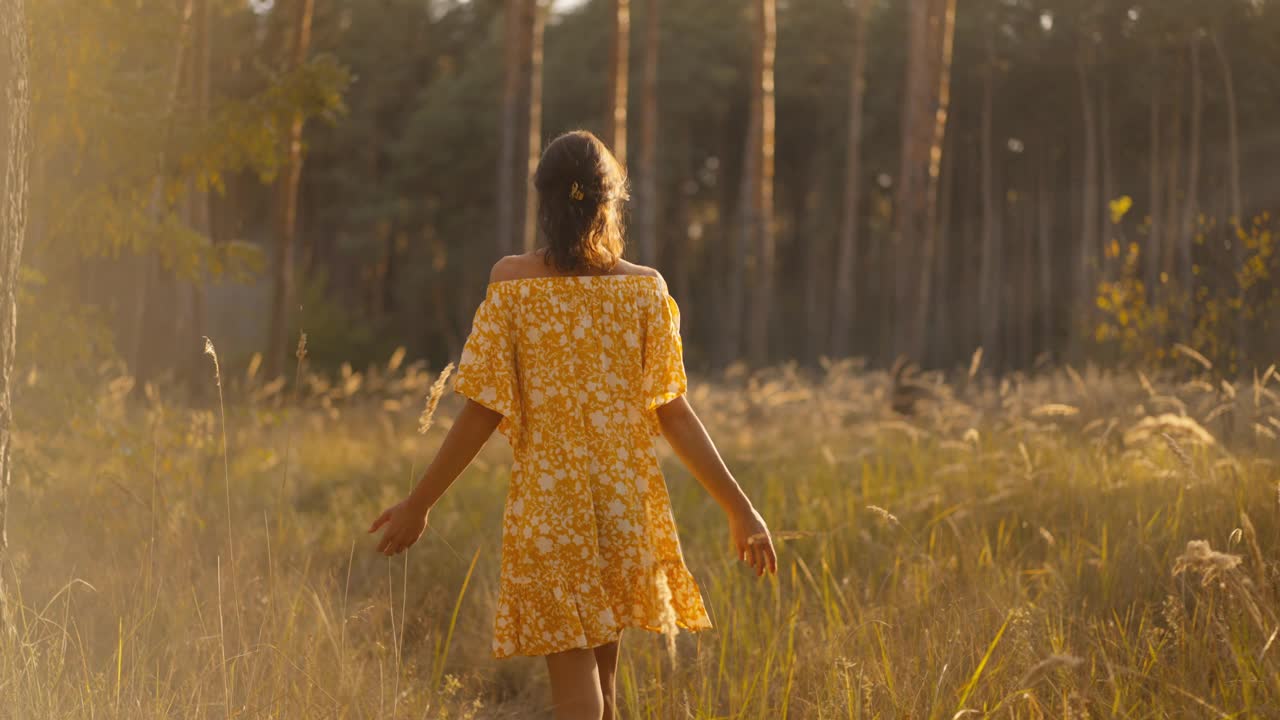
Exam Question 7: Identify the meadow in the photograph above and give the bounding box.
[4,347,1280,719]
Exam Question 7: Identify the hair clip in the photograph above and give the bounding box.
[569,182,586,201]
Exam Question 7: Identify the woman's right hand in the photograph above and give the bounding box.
[728,504,777,577]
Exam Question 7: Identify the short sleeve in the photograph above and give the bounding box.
[641,287,688,415]
[455,287,521,443]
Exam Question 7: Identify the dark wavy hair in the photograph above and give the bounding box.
[533,130,629,273]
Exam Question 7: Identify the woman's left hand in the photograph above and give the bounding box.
[368,499,428,557]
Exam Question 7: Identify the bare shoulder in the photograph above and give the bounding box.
[611,259,664,282]
[489,253,539,283]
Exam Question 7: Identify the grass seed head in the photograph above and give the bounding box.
[866,505,900,527]
[418,362,456,435]
[1173,540,1242,586]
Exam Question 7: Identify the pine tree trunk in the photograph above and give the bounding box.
[1210,30,1245,365]
[1179,32,1202,297]
[606,0,630,166]
[1075,47,1098,357]
[934,123,955,363]
[636,0,660,267]
[0,0,31,630]
[1210,31,1243,229]
[497,0,523,257]
[266,0,315,379]
[1162,51,1183,293]
[829,0,872,359]
[912,0,956,363]
[523,0,547,253]
[747,0,776,367]
[1100,74,1114,278]
[893,0,941,361]
[724,8,763,366]
[978,27,999,361]
[1147,76,1162,303]
[801,155,827,362]
[1037,140,1053,354]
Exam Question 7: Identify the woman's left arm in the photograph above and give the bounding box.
[368,399,503,556]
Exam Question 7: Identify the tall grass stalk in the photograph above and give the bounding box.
[203,337,244,690]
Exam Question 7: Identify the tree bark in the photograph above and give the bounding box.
[1210,29,1246,364]
[606,0,630,166]
[266,0,316,379]
[0,0,31,629]
[723,6,763,366]
[978,27,999,361]
[523,0,547,253]
[933,120,955,363]
[893,0,945,361]
[636,0,660,267]
[1075,45,1098,356]
[800,153,827,362]
[1037,139,1053,354]
[912,0,956,362]
[1210,31,1242,230]
[497,0,523,257]
[747,0,776,367]
[1179,31,1202,296]
[1162,51,1183,293]
[1147,75,1162,302]
[829,0,872,359]
[1100,74,1114,278]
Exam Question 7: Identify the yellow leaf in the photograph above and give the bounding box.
[1110,195,1133,224]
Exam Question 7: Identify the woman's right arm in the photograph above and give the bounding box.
[656,396,777,576]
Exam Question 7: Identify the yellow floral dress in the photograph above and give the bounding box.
[454,274,712,658]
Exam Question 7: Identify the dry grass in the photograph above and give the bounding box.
[4,351,1280,718]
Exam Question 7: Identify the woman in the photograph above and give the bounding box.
[369,130,776,720]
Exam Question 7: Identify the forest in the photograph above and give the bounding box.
[5,1,1280,718]
[6,0,1280,391]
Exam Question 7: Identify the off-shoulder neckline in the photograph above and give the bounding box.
[486,274,665,290]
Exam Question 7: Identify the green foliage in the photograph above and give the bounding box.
[16,0,1280,379]
[14,267,121,436]
[22,0,350,383]
[1095,213,1280,375]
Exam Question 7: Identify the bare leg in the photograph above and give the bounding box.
[594,636,621,720]
[545,647,604,720]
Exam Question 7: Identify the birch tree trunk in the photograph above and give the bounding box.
[829,0,872,359]
[0,0,31,629]
[606,0,630,166]
[266,0,315,379]
[636,0,660,267]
